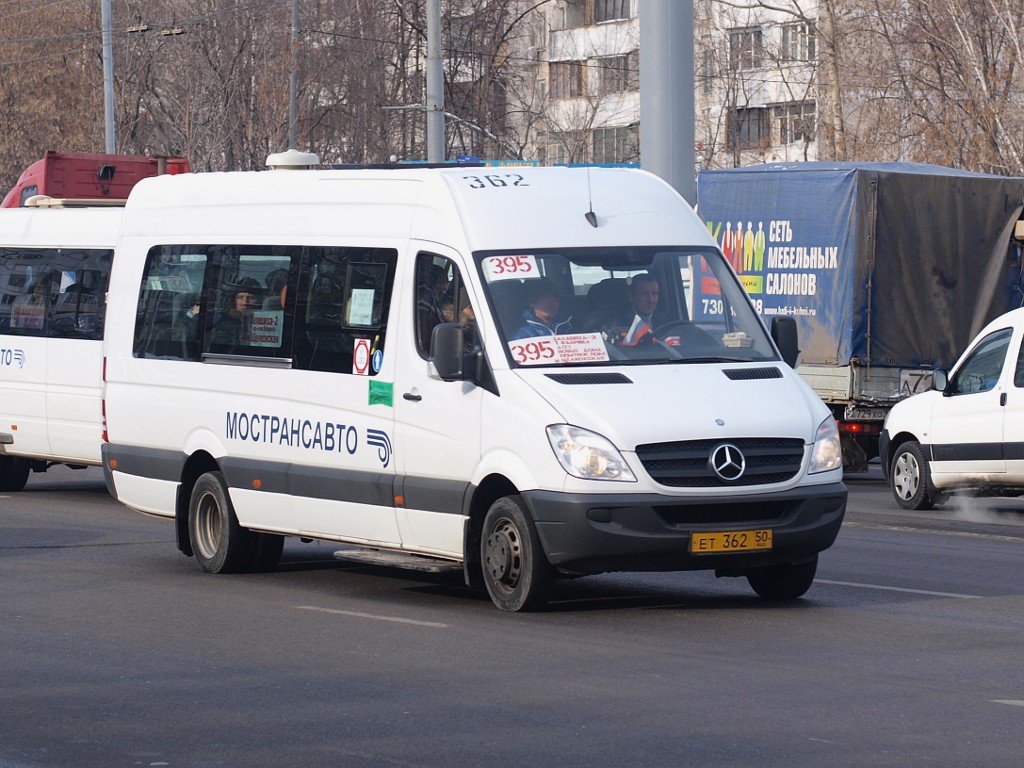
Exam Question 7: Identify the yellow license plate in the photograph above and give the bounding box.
[690,529,773,554]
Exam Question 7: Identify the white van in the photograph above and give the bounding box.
[101,166,846,611]
[882,307,1024,509]
[0,204,123,490]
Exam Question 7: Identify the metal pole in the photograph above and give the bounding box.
[101,0,116,153]
[289,0,299,148]
[639,0,695,204]
[425,0,445,162]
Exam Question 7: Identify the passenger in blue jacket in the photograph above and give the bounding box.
[513,278,573,339]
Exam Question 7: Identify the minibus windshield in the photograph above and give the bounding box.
[476,247,778,367]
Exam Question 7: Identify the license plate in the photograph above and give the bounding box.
[843,406,887,421]
[690,529,773,554]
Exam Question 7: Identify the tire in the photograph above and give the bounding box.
[480,496,552,612]
[889,440,936,510]
[746,555,818,600]
[187,471,254,574]
[0,456,30,492]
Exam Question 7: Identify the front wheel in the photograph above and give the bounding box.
[480,496,552,612]
[188,471,254,574]
[746,555,817,600]
[890,440,937,510]
[0,455,30,492]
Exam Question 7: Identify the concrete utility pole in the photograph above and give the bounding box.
[639,0,695,204]
[425,0,445,162]
[101,0,116,153]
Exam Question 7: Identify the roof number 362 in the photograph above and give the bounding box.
[462,174,528,189]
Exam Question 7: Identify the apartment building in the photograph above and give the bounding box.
[694,0,820,169]
[509,0,640,165]
[445,0,818,168]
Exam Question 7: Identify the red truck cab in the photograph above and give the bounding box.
[2,151,189,208]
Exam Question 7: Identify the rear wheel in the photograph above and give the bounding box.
[747,555,817,600]
[481,496,552,612]
[0,456,30,492]
[188,471,253,574]
[890,440,937,510]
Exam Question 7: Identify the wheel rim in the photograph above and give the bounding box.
[892,451,920,501]
[193,489,223,560]
[484,518,523,595]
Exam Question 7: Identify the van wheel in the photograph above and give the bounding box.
[481,496,552,612]
[746,555,817,600]
[0,456,30,492]
[188,471,253,574]
[890,441,936,510]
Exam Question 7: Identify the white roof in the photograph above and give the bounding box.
[0,206,124,248]
[121,166,715,252]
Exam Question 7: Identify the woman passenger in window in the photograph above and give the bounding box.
[212,277,262,347]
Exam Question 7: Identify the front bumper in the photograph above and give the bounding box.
[523,481,847,575]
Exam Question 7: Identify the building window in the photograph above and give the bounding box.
[550,60,586,99]
[780,22,816,62]
[598,51,638,94]
[700,48,715,94]
[728,107,769,149]
[592,125,639,164]
[593,0,630,23]
[776,101,816,144]
[729,27,764,71]
[546,131,585,164]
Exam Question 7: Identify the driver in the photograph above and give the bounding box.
[616,272,659,345]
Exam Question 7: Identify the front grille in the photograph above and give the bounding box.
[635,437,805,487]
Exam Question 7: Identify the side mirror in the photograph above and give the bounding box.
[932,370,949,394]
[770,316,800,368]
[430,322,464,381]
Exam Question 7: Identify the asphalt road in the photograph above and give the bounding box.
[2,465,1023,767]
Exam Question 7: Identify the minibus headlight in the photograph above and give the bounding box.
[546,425,637,482]
[809,416,843,474]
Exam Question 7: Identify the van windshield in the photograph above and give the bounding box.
[475,247,777,367]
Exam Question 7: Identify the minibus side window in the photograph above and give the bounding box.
[294,247,397,375]
[205,246,294,360]
[133,245,209,360]
[48,249,112,341]
[414,252,476,359]
[0,247,111,340]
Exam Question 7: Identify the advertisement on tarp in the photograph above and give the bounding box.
[696,163,1024,370]
[695,168,858,365]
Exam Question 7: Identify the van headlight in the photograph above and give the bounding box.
[546,425,637,482]
[809,416,842,474]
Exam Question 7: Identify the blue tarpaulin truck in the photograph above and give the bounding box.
[696,161,1024,471]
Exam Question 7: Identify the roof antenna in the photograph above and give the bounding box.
[584,166,598,227]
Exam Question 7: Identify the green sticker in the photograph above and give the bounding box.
[369,380,394,407]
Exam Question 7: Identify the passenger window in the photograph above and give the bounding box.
[415,253,476,358]
[950,328,1012,395]
[294,247,397,374]
[0,247,111,340]
[48,251,112,340]
[133,246,209,360]
[206,246,294,360]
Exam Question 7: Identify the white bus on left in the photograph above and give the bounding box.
[0,203,124,490]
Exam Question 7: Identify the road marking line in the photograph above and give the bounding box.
[816,579,983,599]
[992,700,1024,707]
[295,605,449,628]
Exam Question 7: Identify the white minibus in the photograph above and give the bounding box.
[0,204,123,490]
[101,166,847,611]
